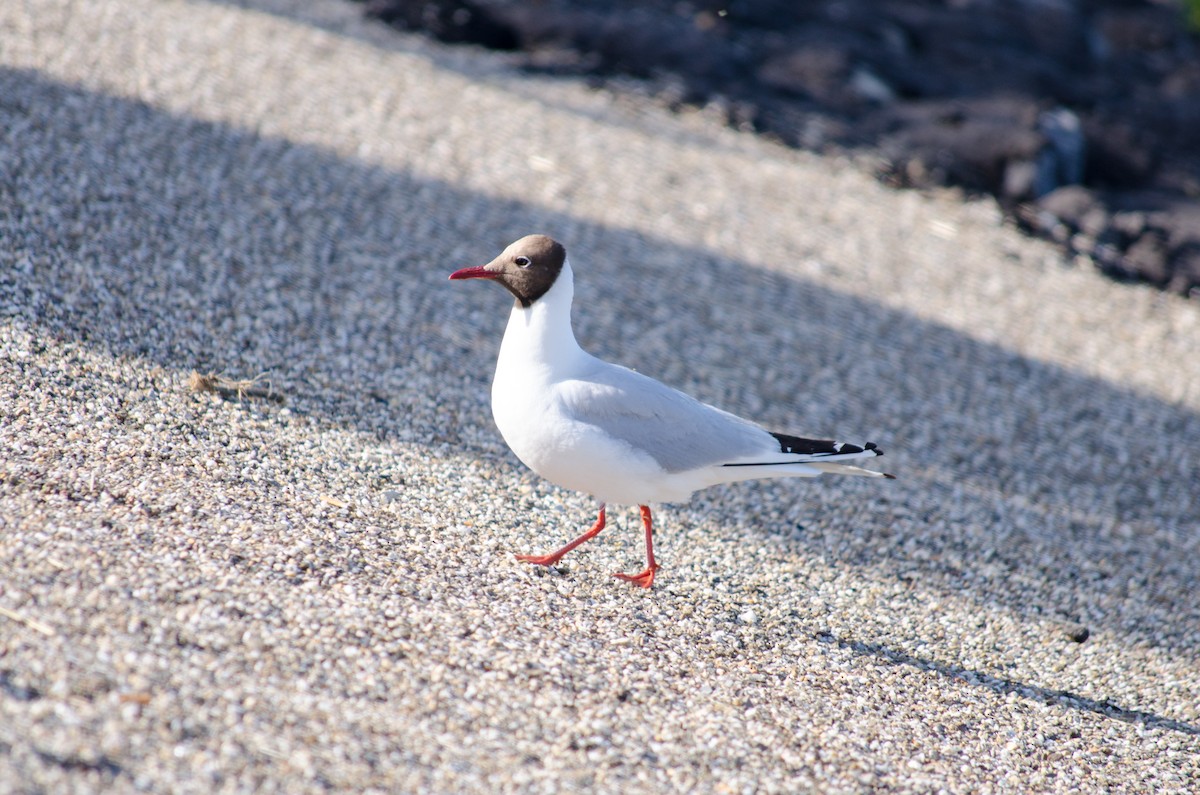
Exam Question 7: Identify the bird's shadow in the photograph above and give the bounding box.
[3,62,1198,736]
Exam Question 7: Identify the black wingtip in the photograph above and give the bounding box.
[882,472,897,480]
[769,433,888,461]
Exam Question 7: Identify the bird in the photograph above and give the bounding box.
[449,235,894,588]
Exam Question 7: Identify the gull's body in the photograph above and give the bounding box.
[451,235,893,587]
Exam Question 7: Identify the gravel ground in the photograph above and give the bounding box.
[2,1,1199,792]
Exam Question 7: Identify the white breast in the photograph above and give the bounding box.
[493,377,680,504]
[488,261,698,505]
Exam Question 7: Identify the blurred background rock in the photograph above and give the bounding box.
[353,0,1200,297]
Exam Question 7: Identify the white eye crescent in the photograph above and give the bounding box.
[515,256,532,268]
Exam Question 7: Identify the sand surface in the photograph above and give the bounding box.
[2,1,1198,792]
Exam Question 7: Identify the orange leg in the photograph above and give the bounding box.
[516,504,606,567]
[612,505,660,589]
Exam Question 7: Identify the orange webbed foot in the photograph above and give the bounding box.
[612,564,659,589]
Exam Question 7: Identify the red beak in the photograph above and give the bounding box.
[449,265,499,281]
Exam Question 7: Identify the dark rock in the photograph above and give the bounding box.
[1065,625,1090,644]
[1123,230,1172,286]
[1038,186,1109,239]
[1084,118,1157,189]
[878,97,1045,199]
[1092,7,1182,58]
[1028,185,1108,250]
[1111,211,1148,242]
[361,0,519,49]
[757,47,849,104]
[1169,244,1200,296]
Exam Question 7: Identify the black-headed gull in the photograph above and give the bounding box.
[450,235,894,588]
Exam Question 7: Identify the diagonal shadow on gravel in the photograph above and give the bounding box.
[818,632,1200,736]
[2,67,1197,733]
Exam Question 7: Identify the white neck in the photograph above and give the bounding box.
[495,259,586,381]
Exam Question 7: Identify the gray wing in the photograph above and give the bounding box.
[555,359,774,473]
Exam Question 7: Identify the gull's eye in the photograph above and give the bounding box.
[515,256,532,268]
